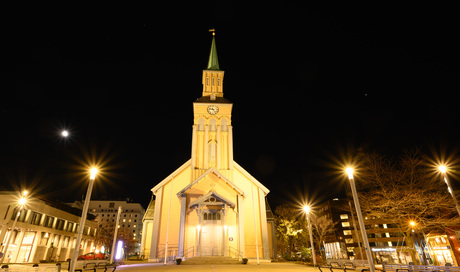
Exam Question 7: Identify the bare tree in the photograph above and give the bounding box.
[309,212,336,261]
[357,150,460,232]
[353,149,460,264]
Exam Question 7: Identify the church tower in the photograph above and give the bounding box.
[142,30,274,263]
[191,30,233,179]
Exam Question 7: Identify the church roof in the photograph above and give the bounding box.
[207,33,220,70]
[194,96,231,103]
[177,167,244,196]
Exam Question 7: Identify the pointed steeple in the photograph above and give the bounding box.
[201,29,225,99]
[207,29,220,70]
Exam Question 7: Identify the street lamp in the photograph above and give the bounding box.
[438,165,460,217]
[110,206,122,264]
[303,205,317,266]
[69,168,98,272]
[1,190,28,264]
[346,167,375,272]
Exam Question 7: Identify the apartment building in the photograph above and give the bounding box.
[70,199,145,255]
[318,198,415,264]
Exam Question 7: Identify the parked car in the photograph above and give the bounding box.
[77,252,106,260]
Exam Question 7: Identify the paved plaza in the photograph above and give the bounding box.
[115,262,318,272]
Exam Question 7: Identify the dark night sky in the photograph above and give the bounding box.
[2,3,460,209]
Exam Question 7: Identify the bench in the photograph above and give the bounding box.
[74,261,116,272]
[319,261,372,272]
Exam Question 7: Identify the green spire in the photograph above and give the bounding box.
[207,30,220,70]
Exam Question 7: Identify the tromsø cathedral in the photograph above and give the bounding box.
[140,31,275,262]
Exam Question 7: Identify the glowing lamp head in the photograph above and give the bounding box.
[439,165,447,174]
[346,167,354,179]
[19,197,26,205]
[410,221,416,227]
[61,130,69,137]
[90,168,98,180]
[303,205,310,214]
[22,190,28,196]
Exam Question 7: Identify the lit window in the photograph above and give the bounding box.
[342,222,350,227]
[345,238,354,243]
[343,230,352,235]
[340,214,349,220]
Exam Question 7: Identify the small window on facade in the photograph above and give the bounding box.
[342,222,350,227]
[204,213,207,220]
[109,202,115,208]
[340,214,349,220]
[343,230,352,235]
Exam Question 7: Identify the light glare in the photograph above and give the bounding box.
[346,167,354,179]
[90,168,98,180]
[439,165,447,174]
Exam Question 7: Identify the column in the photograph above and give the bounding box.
[222,205,227,256]
[11,229,25,262]
[140,220,148,257]
[228,126,233,170]
[237,195,245,258]
[204,125,209,169]
[217,125,221,169]
[177,194,187,257]
[258,188,270,259]
[149,188,163,261]
[191,125,197,168]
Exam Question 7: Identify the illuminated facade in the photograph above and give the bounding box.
[429,232,458,266]
[141,32,274,262]
[0,192,98,263]
[70,199,145,255]
[319,199,418,265]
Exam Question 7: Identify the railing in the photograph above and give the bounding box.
[155,248,177,263]
[228,246,244,260]
[183,246,195,258]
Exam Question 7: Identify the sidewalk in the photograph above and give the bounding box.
[115,262,318,272]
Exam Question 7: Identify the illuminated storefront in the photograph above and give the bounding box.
[426,234,457,266]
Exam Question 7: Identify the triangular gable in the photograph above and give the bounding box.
[176,167,244,197]
[188,191,236,209]
[151,159,191,195]
[233,161,270,195]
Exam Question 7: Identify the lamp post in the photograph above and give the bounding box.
[69,168,98,272]
[1,191,27,264]
[346,167,375,272]
[110,206,122,264]
[439,166,460,217]
[303,205,317,266]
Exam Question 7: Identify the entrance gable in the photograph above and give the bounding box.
[177,167,244,197]
[189,191,236,210]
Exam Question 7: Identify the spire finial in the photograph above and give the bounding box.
[207,29,220,70]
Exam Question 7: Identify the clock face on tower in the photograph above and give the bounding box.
[207,105,219,115]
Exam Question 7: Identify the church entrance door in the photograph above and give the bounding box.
[201,213,222,256]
